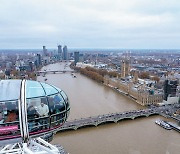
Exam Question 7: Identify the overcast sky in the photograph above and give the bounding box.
[0,0,180,49]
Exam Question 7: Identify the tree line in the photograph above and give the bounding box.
[70,62,120,83]
[138,72,160,82]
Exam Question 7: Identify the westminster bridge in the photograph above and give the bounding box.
[57,104,180,132]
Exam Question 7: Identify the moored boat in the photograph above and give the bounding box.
[155,119,172,130]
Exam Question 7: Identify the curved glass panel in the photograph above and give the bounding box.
[48,94,66,128]
[27,97,50,133]
[51,85,62,92]
[60,91,70,109]
[26,81,46,98]
[51,112,66,127]
[40,82,59,96]
[48,94,65,114]
[0,80,21,101]
[0,100,20,137]
[66,109,70,118]
[60,91,68,102]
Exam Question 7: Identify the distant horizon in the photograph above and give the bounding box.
[0,47,180,53]
[0,47,180,50]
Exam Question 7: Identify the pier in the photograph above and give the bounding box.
[167,122,180,133]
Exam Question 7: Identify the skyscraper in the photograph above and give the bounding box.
[163,80,178,101]
[63,45,68,60]
[58,45,62,60]
[42,46,47,56]
[37,54,41,66]
[74,52,79,65]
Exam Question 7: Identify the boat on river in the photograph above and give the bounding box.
[155,119,172,130]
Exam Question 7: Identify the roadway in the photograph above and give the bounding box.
[56,104,180,132]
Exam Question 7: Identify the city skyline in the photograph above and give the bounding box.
[0,0,180,49]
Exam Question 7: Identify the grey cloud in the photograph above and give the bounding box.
[0,0,180,48]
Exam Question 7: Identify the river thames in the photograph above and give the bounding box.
[37,62,180,154]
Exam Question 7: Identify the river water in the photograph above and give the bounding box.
[37,62,180,154]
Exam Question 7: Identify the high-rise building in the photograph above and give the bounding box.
[74,52,79,65]
[57,45,62,60]
[121,60,130,78]
[34,54,42,68]
[63,45,68,60]
[37,54,41,66]
[79,53,84,62]
[29,61,33,71]
[43,46,47,56]
[163,80,178,101]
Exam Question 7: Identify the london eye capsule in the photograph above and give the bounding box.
[0,79,70,146]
